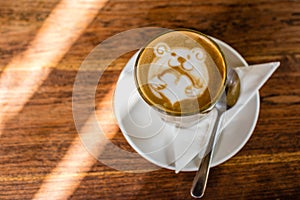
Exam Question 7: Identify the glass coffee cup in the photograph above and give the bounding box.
[134,29,227,128]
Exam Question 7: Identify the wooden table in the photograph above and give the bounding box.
[0,0,299,199]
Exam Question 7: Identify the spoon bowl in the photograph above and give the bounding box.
[190,68,241,198]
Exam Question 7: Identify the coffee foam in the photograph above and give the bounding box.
[148,43,209,105]
[135,30,226,115]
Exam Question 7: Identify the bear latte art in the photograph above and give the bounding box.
[149,42,209,105]
[135,30,226,116]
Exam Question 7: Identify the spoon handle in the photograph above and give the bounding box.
[190,150,213,198]
[190,109,222,198]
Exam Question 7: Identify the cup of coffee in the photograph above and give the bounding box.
[134,29,227,127]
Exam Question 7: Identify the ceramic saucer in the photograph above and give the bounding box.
[113,37,260,171]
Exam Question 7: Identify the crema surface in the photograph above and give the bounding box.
[135,30,226,115]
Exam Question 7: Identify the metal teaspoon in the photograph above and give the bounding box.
[190,68,241,198]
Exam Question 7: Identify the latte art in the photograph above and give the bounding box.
[148,42,209,105]
[135,30,227,115]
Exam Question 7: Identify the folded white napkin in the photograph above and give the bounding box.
[117,60,280,173]
[173,62,280,173]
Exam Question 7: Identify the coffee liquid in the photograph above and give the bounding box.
[135,30,226,116]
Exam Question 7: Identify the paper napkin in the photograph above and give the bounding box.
[173,62,280,173]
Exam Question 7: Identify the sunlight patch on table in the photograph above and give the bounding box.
[0,0,108,137]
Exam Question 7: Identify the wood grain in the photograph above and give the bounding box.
[0,0,299,199]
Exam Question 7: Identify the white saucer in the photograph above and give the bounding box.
[113,37,260,171]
